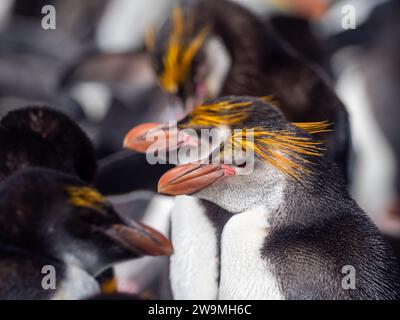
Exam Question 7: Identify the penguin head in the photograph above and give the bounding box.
[0,168,172,276]
[0,107,97,183]
[0,128,77,184]
[150,6,229,112]
[157,96,327,213]
[123,96,329,165]
[123,96,267,157]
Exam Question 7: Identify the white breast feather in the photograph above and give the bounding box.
[218,206,283,300]
[170,196,219,299]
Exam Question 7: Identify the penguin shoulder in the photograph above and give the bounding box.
[263,209,400,300]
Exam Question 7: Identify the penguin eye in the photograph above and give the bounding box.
[236,161,247,168]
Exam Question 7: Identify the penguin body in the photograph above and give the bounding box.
[123,97,339,299]
[158,96,400,299]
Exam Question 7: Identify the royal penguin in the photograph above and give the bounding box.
[156,96,400,299]
[123,96,335,299]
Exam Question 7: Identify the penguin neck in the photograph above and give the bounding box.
[195,0,287,95]
[267,165,351,229]
[193,0,277,67]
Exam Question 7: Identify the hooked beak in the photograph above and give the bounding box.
[158,163,235,195]
[103,221,173,256]
[123,122,198,154]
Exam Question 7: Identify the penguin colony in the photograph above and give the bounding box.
[1,0,400,300]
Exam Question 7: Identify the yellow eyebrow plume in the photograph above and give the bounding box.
[181,99,253,127]
[180,24,212,82]
[159,6,211,93]
[228,127,324,180]
[66,186,107,211]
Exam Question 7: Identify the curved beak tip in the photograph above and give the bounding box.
[161,241,174,256]
[106,223,173,257]
[123,122,161,152]
[137,223,174,257]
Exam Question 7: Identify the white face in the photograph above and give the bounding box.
[195,153,287,214]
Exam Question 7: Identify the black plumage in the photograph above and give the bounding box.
[96,150,174,196]
[0,107,97,182]
[158,96,400,299]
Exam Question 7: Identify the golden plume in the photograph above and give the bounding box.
[292,121,332,134]
[159,6,211,93]
[180,98,254,127]
[66,186,107,211]
[226,127,324,180]
[181,97,332,135]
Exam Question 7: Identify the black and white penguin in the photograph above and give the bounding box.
[0,168,172,300]
[157,96,400,299]
[149,0,350,179]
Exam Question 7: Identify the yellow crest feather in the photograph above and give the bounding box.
[292,121,332,134]
[66,186,107,211]
[180,96,283,128]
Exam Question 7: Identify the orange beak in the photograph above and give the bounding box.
[158,163,235,195]
[294,0,328,19]
[273,0,329,19]
[123,122,198,154]
[104,221,173,256]
[123,122,162,153]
